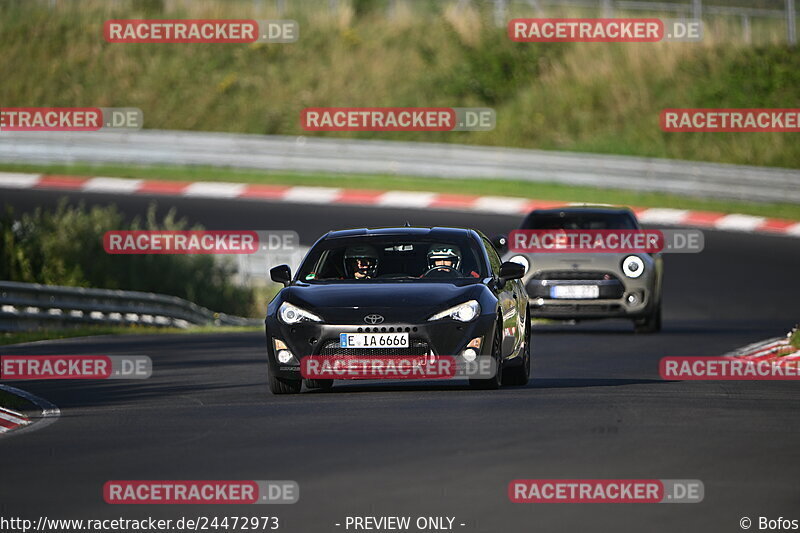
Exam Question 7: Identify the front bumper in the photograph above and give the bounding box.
[526,272,654,319]
[265,313,497,380]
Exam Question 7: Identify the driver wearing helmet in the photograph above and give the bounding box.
[427,244,461,272]
[344,245,379,279]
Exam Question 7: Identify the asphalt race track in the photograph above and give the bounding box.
[1,188,799,533]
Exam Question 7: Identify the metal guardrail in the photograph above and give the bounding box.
[0,281,262,332]
[1,130,798,204]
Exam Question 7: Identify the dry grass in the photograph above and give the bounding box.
[0,1,798,166]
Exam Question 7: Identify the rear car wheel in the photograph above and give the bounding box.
[304,378,333,391]
[503,310,531,386]
[634,304,662,334]
[469,319,503,390]
[269,372,302,394]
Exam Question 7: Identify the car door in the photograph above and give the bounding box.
[482,236,523,358]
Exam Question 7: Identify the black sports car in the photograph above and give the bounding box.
[265,226,531,394]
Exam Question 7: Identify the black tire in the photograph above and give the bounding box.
[268,372,302,394]
[304,378,334,391]
[634,304,662,334]
[469,319,503,390]
[503,310,531,386]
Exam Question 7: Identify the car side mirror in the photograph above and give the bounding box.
[499,261,525,281]
[491,234,508,253]
[270,264,292,286]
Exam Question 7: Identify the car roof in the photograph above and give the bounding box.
[527,205,636,216]
[323,226,477,240]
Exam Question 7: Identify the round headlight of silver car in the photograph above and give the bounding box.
[622,255,645,278]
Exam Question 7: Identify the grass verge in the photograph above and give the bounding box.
[0,324,262,347]
[2,162,799,221]
[1,2,798,167]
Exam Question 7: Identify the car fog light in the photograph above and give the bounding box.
[626,293,639,305]
[462,348,478,362]
[277,350,295,364]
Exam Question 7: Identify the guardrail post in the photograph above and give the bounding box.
[788,0,798,46]
[526,0,544,17]
[692,0,702,20]
[494,0,507,28]
[601,0,613,18]
[741,14,751,43]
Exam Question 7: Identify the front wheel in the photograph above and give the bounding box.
[469,319,503,390]
[269,372,302,394]
[503,310,531,386]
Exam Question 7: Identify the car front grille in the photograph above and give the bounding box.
[531,303,623,314]
[531,270,616,281]
[527,270,624,299]
[318,339,431,357]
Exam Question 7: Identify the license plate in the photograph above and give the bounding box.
[550,285,599,299]
[340,333,410,349]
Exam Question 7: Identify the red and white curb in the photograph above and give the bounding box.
[725,336,800,367]
[1,172,799,237]
[0,405,30,433]
[0,384,60,438]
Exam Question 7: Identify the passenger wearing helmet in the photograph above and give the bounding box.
[427,244,461,272]
[344,245,379,279]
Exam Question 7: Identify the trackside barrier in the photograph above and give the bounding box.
[0,280,261,332]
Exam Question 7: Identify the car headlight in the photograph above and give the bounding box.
[428,300,481,322]
[508,255,530,274]
[622,255,645,278]
[278,301,322,324]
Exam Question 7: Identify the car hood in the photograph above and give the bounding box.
[282,281,483,323]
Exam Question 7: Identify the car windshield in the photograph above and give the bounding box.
[298,236,487,281]
[521,211,638,230]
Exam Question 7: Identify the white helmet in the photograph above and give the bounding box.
[427,244,461,270]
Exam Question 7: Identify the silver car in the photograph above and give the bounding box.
[500,206,663,333]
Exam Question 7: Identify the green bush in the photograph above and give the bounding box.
[0,201,256,317]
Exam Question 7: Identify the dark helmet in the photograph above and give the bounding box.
[344,245,379,278]
[427,244,461,270]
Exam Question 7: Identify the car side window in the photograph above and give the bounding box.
[482,237,503,276]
